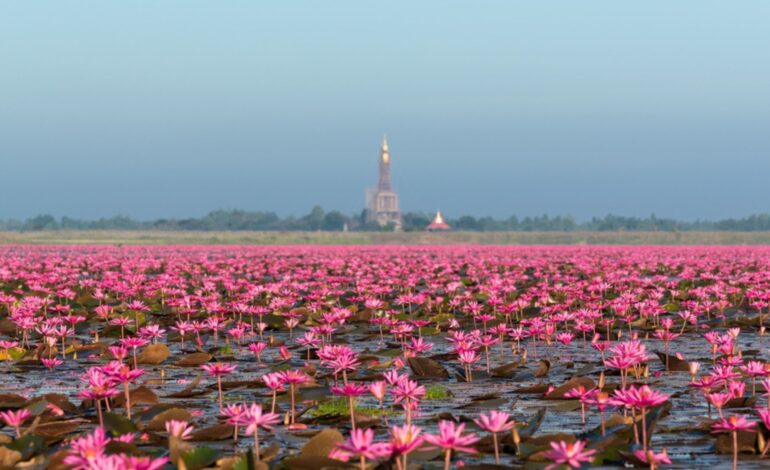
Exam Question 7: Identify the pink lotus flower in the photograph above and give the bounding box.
[711,414,757,433]
[332,383,369,429]
[391,378,426,424]
[633,447,672,469]
[165,420,194,440]
[423,420,479,470]
[103,361,145,419]
[389,423,424,464]
[474,411,515,464]
[335,428,391,470]
[42,357,63,370]
[261,371,286,414]
[63,426,110,468]
[0,409,31,437]
[712,414,757,470]
[281,369,310,425]
[243,403,281,464]
[201,362,237,413]
[223,404,246,443]
[543,439,596,470]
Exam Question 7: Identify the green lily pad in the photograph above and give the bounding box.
[182,447,221,470]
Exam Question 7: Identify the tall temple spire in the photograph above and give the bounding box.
[378,133,392,191]
[365,134,402,230]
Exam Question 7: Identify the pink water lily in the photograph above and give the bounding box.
[423,420,479,470]
[474,411,515,464]
[335,428,391,470]
[543,439,596,469]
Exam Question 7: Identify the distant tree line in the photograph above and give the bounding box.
[2,208,770,232]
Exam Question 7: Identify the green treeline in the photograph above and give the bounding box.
[3,209,770,232]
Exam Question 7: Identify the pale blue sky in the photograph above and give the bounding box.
[1,1,769,220]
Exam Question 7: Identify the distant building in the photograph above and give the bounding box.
[365,135,402,230]
[426,211,451,231]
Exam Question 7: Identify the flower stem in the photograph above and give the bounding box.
[253,427,260,464]
[217,376,223,412]
[493,432,500,464]
[124,382,132,419]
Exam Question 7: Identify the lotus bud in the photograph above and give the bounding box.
[512,427,520,454]
[688,361,700,382]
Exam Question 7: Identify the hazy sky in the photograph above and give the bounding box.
[2,1,769,221]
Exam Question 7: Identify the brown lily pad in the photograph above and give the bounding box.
[725,396,757,409]
[0,447,22,469]
[145,408,193,431]
[407,356,449,378]
[489,362,519,378]
[0,394,27,408]
[547,376,596,399]
[175,352,212,367]
[190,423,234,441]
[654,352,690,372]
[535,359,551,377]
[30,420,81,439]
[114,385,159,407]
[514,383,551,394]
[44,449,72,470]
[300,428,344,457]
[283,456,351,470]
[137,344,170,365]
[715,430,758,454]
[37,394,77,413]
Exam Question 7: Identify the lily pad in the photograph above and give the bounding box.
[175,352,212,367]
[0,447,21,469]
[407,356,449,378]
[137,344,170,365]
[181,447,221,470]
[547,376,596,399]
[4,435,46,460]
[300,428,344,457]
[146,408,192,431]
[190,423,234,441]
[103,412,139,436]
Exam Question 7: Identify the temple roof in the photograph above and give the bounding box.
[426,211,451,231]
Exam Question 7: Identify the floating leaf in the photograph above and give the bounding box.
[547,377,596,399]
[407,357,449,378]
[137,344,170,365]
[190,424,234,441]
[175,352,212,367]
[534,359,551,377]
[181,447,221,470]
[5,435,46,460]
[299,428,344,457]
[0,447,21,468]
[146,408,192,431]
[103,412,138,436]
